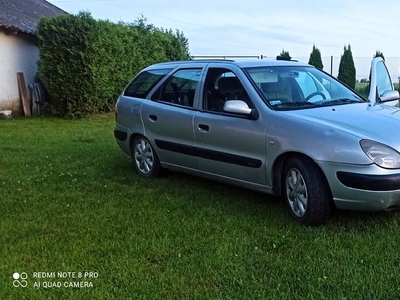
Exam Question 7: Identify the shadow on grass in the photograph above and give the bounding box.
[104,153,400,229]
[330,208,400,229]
[103,153,289,222]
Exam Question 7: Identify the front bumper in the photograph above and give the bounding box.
[337,172,400,191]
[318,161,400,211]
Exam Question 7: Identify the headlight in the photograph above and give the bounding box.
[360,139,400,169]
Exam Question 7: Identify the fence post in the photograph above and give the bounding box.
[330,56,333,76]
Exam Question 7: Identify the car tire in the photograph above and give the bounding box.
[132,136,161,177]
[283,156,333,225]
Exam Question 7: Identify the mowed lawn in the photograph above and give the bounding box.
[2,114,400,299]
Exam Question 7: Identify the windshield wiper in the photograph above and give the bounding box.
[320,98,363,106]
[272,101,317,108]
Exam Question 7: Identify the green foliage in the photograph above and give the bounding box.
[133,17,189,67]
[374,50,385,61]
[338,44,356,89]
[355,82,370,98]
[308,45,323,70]
[276,49,292,61]
[37,13,190,118]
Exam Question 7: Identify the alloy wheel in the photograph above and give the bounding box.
[134,138,154,175]
[286,167,308,218]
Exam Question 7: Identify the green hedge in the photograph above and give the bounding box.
[37,12,190,118]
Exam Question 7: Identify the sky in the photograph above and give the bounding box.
[46,0,400,78]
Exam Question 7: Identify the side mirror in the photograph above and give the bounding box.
[223,100,251,114]
[380,90,400,102]
[223,100,259,120]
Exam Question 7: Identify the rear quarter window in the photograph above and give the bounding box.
[123,68,172,98]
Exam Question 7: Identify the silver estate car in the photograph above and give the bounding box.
[114,57,400,225]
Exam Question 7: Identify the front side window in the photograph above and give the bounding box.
[151,69,201,107]
[245,66,364,110]
[124,68,172,98]
[203,67,250,112]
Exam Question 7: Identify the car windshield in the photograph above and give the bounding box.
[245,66,365,110]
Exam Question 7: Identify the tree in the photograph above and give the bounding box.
[374,50,385,61]
[338,44,356,89]
[276,49,291,60]
[308,45,323,70]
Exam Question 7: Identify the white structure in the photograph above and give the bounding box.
[0,0,65,115]
[0,32,39,113]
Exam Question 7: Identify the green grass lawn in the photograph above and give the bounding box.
[2,114,400,299]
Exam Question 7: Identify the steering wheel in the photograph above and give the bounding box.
[305,91,326,102]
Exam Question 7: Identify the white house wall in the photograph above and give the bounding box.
[0,30,39,114]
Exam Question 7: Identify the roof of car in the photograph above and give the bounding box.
[148,59,310,69]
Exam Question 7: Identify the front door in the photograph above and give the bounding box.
[194,66,267,186]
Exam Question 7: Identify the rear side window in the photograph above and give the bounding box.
[124,68,172,98]
[151,69,202,107]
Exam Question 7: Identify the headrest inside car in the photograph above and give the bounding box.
[217,77,243,94]
[261,81,283,93]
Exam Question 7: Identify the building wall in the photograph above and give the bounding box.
[0,30,39,114]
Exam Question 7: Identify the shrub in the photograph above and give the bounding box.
[374,50,385,61]
[276,49,292,61]
[37,13,190,118]
[338,45,356,89]
[308,45,323,70]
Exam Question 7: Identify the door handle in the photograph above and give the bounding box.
[198,124,209,133]
[149,115,157,122]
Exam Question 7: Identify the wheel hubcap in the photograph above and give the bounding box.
[134,139,154,174]
[286,168,308,218]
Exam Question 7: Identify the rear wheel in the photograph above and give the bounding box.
[283,156,333,225]
[132,136,161,177]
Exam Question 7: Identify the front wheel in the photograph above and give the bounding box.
[132,136,161,177]
[283,156,333,225]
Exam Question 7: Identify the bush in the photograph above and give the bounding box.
[276,49,292,61]
[37,13,190,118]
[355,82,370,98]
[374,50,385,61]
[338,45,356,89]
[308,45,323,70]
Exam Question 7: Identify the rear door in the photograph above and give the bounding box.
[142,67,203,170]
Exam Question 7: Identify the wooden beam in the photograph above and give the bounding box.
[17,72,31,117]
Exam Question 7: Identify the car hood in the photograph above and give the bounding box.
[283,102,400,145]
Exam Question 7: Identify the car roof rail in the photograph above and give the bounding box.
[189,58,235,62]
